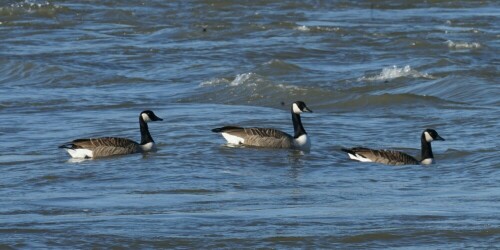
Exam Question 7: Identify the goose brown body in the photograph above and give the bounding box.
[211,101,312,150]
[59,110,162,159]
[341,147,420,165]
[61,137,142,158]
[212,126,294,148]
[341,129,445,166]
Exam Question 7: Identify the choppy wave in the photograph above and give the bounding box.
[335,93,454,110]
[200,73,259,87]
[200,72,306,91]
[258,59,303,75]
[2,1,499,248]
[183,71,461,111]
[358,65,434,81]
[230,73,259,87]
[181,72,312,106]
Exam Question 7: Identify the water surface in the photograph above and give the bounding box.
[0,0,499,248]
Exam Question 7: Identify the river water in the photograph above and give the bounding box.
[1,0,499,248]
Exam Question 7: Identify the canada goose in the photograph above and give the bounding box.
[341,129,445,165]
[59,110,163,159]
[211,101,313,150]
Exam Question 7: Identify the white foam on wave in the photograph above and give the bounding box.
[1,0,61,14]
[230,72,304,90]
[230,73,258,86]
[189,72,311,105]
[358,65,434,81]
[294,25,340,32]
[199,78,230,87]
[320,26,340,32]
[277,83,305,91]
[263,59,283,66]
[199,73,259,87]
[446,40,481,49]
[10,0,55,8]
[200,72,305,91]
[295,25,310,31]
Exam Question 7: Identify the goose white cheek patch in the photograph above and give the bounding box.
[292,103,302,114]
[142,113,152,122]
[424,131,433,142]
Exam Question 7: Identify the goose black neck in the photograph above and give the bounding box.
[292,111,307,138]
[140,117,154,145]
[420,133,433,160]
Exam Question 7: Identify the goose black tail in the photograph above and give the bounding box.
[211,127,224,133]
[58,143,74,149]
[211,126,242,133]
[341,148,355,154]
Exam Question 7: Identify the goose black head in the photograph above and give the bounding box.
[423,129,444,142]
[292,101,313,114]
[140,110,163,122]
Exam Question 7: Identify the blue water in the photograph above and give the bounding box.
[1,0,499,248]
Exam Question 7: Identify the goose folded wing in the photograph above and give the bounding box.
[345,147,420,165]
[362,148,420,165]
[243,128,292,139]
[70,137,138,149]
[91,145,139,157]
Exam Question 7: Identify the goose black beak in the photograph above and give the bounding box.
[304,107,313,113]
[151,116,163,121]
[435,135,445,141]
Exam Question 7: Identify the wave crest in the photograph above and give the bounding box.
[0,0,63,17]
[230,72,259,86]
[294,25,341,32]
[358,65,434,81]
[446,40,481,49]
[200,73,262,87]
[183,72,308,106]
[334,93,456,111]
